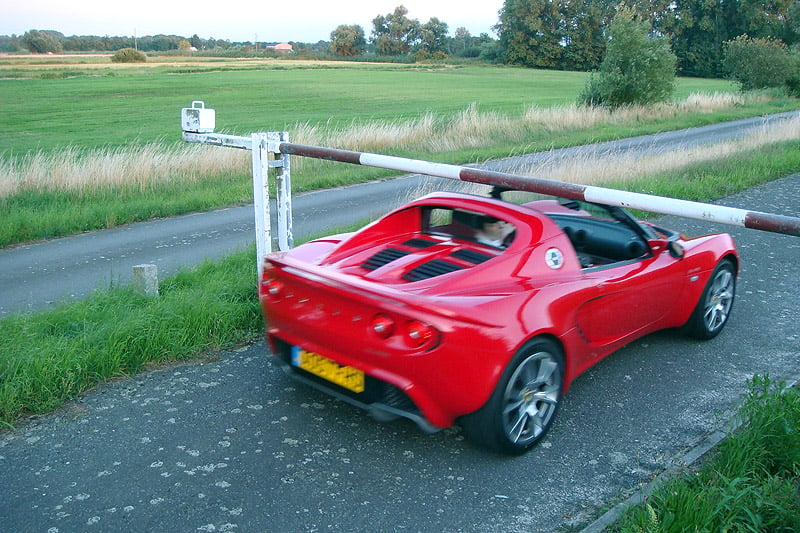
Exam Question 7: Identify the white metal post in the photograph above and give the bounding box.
[182,102,296,274]
[270,131,293,251]
[251,132,271,274]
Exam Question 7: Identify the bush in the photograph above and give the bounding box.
[787,73,800,97]
[413,50,449,62]
[578,8,676,108]
[723,36,796,92]
[111,48,146,63]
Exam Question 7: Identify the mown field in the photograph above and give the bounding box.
[0,57,742,154]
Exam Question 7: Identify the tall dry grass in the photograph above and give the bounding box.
[523,91,754,130]
[513,114,800,186]
[0,92,779,198]
[0,142,249,197]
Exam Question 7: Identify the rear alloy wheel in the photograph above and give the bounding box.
[683,258,736,340]
[461,338,563,455]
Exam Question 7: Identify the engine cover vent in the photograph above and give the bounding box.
[402,259,464,281]
[450,249,493,264]
[362,248,410,270]
[402,238,437,249]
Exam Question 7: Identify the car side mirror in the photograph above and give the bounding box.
[667,240,685,259]
[650,238,685,259]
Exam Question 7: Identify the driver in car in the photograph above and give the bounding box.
[475,216,513,248]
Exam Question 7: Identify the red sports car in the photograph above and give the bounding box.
[259,189,738,454]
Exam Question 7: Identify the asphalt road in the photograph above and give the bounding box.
[1,117,799,532]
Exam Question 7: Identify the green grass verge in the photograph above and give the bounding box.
[606,139,800,202]
[0,250,262,427]
[8,122,796,247]
[0,171,253,246]
[1,141,798,427]
[615,376,800,532]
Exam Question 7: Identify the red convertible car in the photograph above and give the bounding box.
[259,189,738,454]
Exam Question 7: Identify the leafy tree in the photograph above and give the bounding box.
[419,17,449,54]
[330,24,366,56]
[787,1,800,42]
[477,35,504,62]
[792,1,800,31]
[496,0,612,70]
[0,35,22,53]
[723,35,797,90]
[664,0,799,77]
[663,0,728,77]
[497,0,564,68]
[371,5,421,55]
[450,27,472,56]
[624,0,674,35]
[492,0,796,75]
[21,30,63,53]
[206,37,231,50]
[579,7,676,107]
[140,34,180,52]
[561,0,611,70]
[727,0,796,41]
[447,29,501,60]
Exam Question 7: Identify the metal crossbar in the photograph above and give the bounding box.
[277,142,800,238]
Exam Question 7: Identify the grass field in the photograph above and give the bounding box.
[0,58,740,154]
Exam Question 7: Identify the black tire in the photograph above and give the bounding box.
[461,338,564,455]
[683,258,736,340]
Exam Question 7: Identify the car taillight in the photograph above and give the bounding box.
[262,278,284,299]
[405,320,437,349]
[370,315,395,339]
[370,315,439,350]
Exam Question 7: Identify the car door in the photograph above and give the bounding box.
[574,245,687,346]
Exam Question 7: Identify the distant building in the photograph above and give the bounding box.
[267,42,293,53]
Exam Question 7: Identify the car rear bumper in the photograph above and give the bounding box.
[271,338,442,432]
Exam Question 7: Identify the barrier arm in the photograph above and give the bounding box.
[278,142,800,238]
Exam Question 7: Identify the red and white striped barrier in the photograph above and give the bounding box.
[279,142,800,237]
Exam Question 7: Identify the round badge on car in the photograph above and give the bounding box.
[545,248,564,269]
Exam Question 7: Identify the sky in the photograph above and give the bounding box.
[2,0,504,43]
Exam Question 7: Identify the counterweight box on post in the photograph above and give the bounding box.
[181,101,215,133]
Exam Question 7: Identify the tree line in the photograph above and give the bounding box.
[1,19,499,63]
[329,5,500,61]
[497,0,799,77]
[3,1,799,80]
[0,30,256,54]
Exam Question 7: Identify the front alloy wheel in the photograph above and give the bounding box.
[684,258,736,340]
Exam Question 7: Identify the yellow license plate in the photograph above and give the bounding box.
[291,347,365,393]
